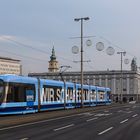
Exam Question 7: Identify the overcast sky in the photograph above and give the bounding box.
[0,0,140,75]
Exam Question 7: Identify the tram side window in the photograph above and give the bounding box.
[43,85,62,102]
[98,90,105,100]
[107,91,111,99]
[6,82,35,103]
[0,80,4,103]
[77,89,81,101]
[91,90,96,100]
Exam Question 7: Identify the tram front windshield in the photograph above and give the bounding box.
[0,80,4,103]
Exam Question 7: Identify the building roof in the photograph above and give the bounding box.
[28,70,140,77]
[0,56,20,62]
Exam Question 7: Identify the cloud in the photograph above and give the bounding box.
[0,35,16,42]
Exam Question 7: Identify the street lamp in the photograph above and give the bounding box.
[59,65,71,109]
[74,17,90,107]
[117,51,126,103]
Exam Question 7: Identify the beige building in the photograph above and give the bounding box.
[0,57,22,75]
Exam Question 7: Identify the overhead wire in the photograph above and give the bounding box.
[0,48,47,62]
[1,35,137,72]
[1,36,74,63]
[100,36,137,59]
[0,36,82,71]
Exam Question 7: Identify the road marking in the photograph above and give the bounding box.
[54,124,74,131]
[94,113,112,117]
[132,114,138,118]
[104,110,109,113]
[0,113,83,131]
[126,111,132,114]
[120,119,128,124]
[86,117,98,122]
[126,108,130,110]
[94,114,103,117]
[20,138,29,140]
[98,127,113,135]
[0,105,132,131]
[118,110,122,113]
[105,113,112,116]
[82,112,94,116]
[94,113,105,117]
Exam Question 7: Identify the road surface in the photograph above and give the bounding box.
[0,103,140,140]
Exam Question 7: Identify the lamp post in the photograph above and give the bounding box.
[59,65,71,109]
[117,51,126,103]
[74,17,90,107]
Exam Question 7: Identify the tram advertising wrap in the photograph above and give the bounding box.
[0,74,111,115]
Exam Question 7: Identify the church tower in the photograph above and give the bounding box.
[48,47,59,72]
[131,57,137,71]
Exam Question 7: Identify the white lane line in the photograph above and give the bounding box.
[94,113,112,117]
[94,113,105,117]
[105,113,112,116]
[126,111,132,114]
[120,119,128,124]
[104,110,109,113]
[20,138,29,140]
[126,108,130,110]
[86,117,98,122]
[0,113,83,131]
[0,123,34,131]
[82,112,94,116]
[132,114,138,118]
[54,124,74,131]
[98,127,113,135]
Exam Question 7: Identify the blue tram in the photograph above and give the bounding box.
[0,74,111,115]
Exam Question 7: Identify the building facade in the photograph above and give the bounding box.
[28,69,140,103]
[0,57,22,75]
[29,50,140,103]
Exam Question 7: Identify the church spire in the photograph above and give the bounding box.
[131,57,137,71]
[48,47,59,72]
[50,46,56,60]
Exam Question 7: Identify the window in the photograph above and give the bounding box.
[90,90,96,100]
[0,80,4,103]
[43,85,62,102]
[6,82,35,103]
[77,89,81,101]
[67,87,74,101]
[98,90,105,100]
[83,89,89,100]
[101,79,105,87]
[107,91,111,100]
